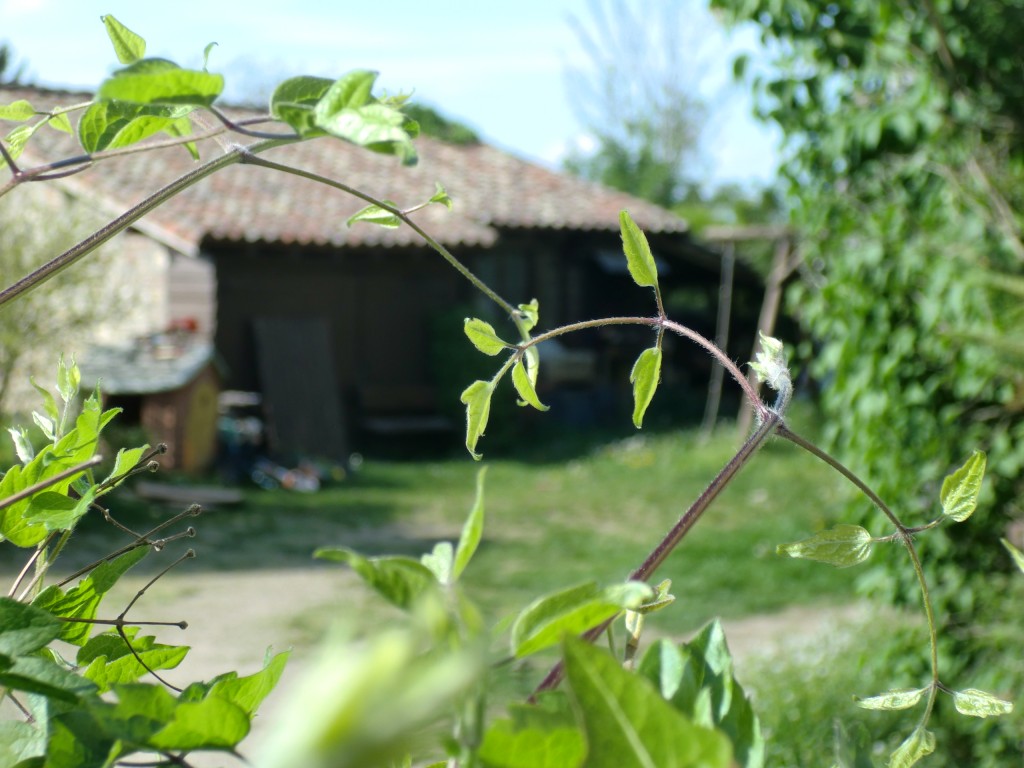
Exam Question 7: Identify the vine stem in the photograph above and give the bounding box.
[776,424,941,721]
[532,386,789,698]
[0,137,299,308]
[237,154,518,316]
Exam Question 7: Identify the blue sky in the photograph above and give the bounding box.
[1,0,780,190]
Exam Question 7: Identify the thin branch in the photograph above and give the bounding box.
[0,455,102,511]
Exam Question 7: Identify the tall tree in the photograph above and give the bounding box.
[563,0,708,207]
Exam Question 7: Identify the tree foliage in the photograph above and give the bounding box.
[710,0,1024,761]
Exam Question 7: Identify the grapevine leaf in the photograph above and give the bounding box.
[314,547,437,610]
[513,359,548,411]
[101,15,146,64]
[346,201,400,229]
[619,210,659,289]
[629,347,662,428]
[939,450,986,523]
[452,467,487,582]
[776,524,874,568]
[0,100,34,121]
[511,581,653,658]
[460,380,494,460]
[563,636,732,768]
[888,726,935,768]
[855,687,927,711]
[951,688,1013,718]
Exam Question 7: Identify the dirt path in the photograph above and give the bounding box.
[85,567,872,766]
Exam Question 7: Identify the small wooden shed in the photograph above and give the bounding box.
[80,336,221,473]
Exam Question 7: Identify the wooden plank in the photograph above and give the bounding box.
[253,317,349,461]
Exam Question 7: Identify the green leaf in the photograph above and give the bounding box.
[101,15,146,64]
[8,427,34,464]
[888,726,935,768]
[149,694,250,751]
[0,598,62,656]
[314,547,437,610]
[315,102,417,164]
[951,688,1013,718]
[209,650,289,717]
[1001,538,1024,575]
[479,717,585,768]
[563,636,732,768]
[79,99,191,152]
[98,59,223,107]
[163,116,198,159]
[202,42,218,71]
[56,354,80,404]
[634,579,675,615]
[430,181,453,210]
[629,347,662,428]
[452,466,487,582]
[776,524,874,568]
[748,332,790,392]
[314,69,377,116]
[421,541,454,584]
[47,111,74,134]
[513,358,549,411]
[101,445,149,492]
[464,319,508,356]
[1,123,34,166]
[460,380,495,460]
[517,299,539,333]
[346,201,401,229]
[0,720,46,766]
[511,581,653,659]
[0,100,35,121]
[80,630,189,692]
[856,687,928,711]
[619,210,659,289]
[23,488,94,532]
[0,657,95,703]
[269,75,333,136]
[30,377,58,422]
[31,412,54,442]
[939,450,986,523]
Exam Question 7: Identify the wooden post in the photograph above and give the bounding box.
[700,242,735,439]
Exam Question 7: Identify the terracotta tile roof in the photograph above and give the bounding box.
[3,86,688,254]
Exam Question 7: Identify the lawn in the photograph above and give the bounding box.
[54,407,865,640]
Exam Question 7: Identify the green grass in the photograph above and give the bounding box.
[66,410,861,638]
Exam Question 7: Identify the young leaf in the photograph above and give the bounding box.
[32,411,55,442]
[209,650,290,717]
[81,631,189,692]
[464,319,508,356]
[346,201,401,229]
[314,70,378,117]
[8,427,34,464]
[452,466,487,582]
[634,578,676,615]
[1,123,35,166]
[888,726,935,768]
[776,524,874,568]
[269,75,334,136]
[517,299,540,333]
[939,450,986,523]
[0,100,35,121]
[951,688,1013,718]
[563,636,732,768]
[511,581,653,658]
[314,547,437,610]
[101,15,146,64]
[855,687,927,711]
[202,42,218,71]
[421,541,454,584]
[56,354,80,404]
[460,380,494,460]
[430,181,453,210]
[100,445,149,492]
[629,347,662,428]
[30,376,58,422]
[513,359,549,411]
[98,60,224,108]
[1001,537,1024,575]
[748,332,790,392]
[619,210,659,289]
[47,111,73,134]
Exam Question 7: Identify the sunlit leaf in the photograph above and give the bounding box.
[460,380,494,460]
[421,541,454,585]
[47,111,74,133]
[619,210,658,289]
[517,299,539,333]
[314,547,437,610]
[939,450,986,523]
[269,75,333,136]
[888,726,935,768]
[0,100,35,121]
[202,41,218,71]
[346,201,400,229]
[563,636,732,768]
[776,524,874,568]
[629,346,662,428]
[855,687,927,711]
[513,358,548,411]
[101,15,146,64]
[98,59,223,107]
[8,427,33,464]
[452,467,487,582]
[430,181,453,210]
[951,688,1013,718]
[1001,538,1024,575]
[0,598,62,656]
[748,333,789,392]
[209,650,289,717]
